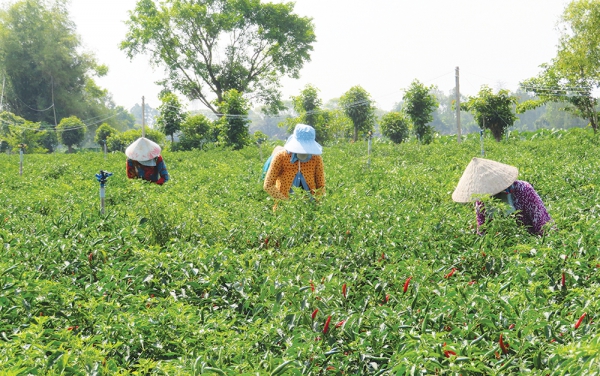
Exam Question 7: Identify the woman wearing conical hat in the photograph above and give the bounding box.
[263,124,325,207]
[452,158,551,235]
[125,137,170,185]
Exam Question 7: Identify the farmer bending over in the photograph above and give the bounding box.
[125,137,169,185]
[452,157,551,235]
[263,124,325,208]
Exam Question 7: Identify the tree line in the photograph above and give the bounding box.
[1,0,599,153]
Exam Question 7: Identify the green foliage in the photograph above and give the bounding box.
[0,111,47,153]
[1,128,600,374]
[285,85,334,144]
[462,86,518,142]
[94,123,118,146]
[339,86,376,142]
[37,123,58,153]
[519,0,600,132]
[215,89,251,150]
[0,0,111,124]
[173,114,214,151]
[380,111,410,143]
[156,92,186,143]
[121,0,316,115]
[106,128,165,153]
[403,79,439,144]
[56,116,86,153]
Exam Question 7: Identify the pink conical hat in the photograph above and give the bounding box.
[452,157,518,203]
[125,137,161,161]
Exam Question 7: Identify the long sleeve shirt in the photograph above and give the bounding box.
[263,151,325,200]
[476,180,551,235]
[126,156,169,185]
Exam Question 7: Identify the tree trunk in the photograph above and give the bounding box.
[68,145,73,153]
[353,126,358,142]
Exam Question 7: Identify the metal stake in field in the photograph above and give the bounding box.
[367,130,373,168]
[18,143,25,176]
[480,129,485,156]
[95,170,113,215]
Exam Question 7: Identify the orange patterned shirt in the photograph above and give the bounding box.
[263,151,325,200]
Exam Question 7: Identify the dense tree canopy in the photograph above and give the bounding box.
[0,0,112,126]
[121,0,316,115]
[462,86,518,142]
[216,89,250,150]
[519,0,600,133]
[339,86,375,142]
[56,116,86,153]
[156,92,186,143]
[403,80,439,144]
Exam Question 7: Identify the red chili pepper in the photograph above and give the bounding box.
[499,333,508,354]
[575,312,587,329]
[468,280,476,285]
[444,350,457,358]
[561,272,566,287]
[311,309,318,320]
[444,268,456,279]
[508,324,515,330]
[310,281,315,292]
[403,276,412,293]
[342,283,347,298]
[379,252,385,261]
[323,315,332,334]
[88,253,93,262]
[335,320,346,328]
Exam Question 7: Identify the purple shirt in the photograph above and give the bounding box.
[476,180,552,235]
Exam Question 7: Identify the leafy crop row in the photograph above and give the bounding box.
[0,128,598,374]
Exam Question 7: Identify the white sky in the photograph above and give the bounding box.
[62,0,570,111]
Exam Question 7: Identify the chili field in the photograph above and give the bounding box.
[0,128,599,375]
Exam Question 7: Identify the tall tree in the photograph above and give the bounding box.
[519,0,600,133]
[56,116,86,153]
[0,0,110,124]
[403,80,439,143]
[461,86,518,142]
[283,84,332,143]
[156,92,186,143]
[380,111,410,144]
[121,0,316,115]
[339,86,375,142]
[216,89,250,150]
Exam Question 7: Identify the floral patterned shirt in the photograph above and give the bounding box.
[476,180,551,235]
[263,150,325,200]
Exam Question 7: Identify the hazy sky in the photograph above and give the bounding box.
[63,0,570,111]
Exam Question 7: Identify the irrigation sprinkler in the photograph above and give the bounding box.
[18,143,25,176]
[95,170,113,215]
[479,130,485,156]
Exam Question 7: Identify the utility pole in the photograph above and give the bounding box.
[1,75,5,110]
[455,66,462,144]
[141,96,146,138]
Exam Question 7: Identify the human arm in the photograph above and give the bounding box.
[126,159,137,179]
[313,155,326,197]
[263,153,288,200]
[475,200,486,234]
[155,156,169,185]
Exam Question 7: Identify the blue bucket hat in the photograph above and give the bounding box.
[284,124,322,155]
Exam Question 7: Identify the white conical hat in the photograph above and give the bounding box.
[452,157,518,203]
[125,137,161,161]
